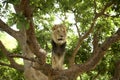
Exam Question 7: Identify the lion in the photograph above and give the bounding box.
[51,24,67,70]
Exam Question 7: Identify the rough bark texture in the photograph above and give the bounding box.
[14,0,48,80]
[0,0,120,80]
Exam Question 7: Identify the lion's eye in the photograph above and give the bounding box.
[61,29,64,32]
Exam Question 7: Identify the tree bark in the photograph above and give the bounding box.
[13,0,48,79]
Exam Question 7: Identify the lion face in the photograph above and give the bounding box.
[52,24,67,45]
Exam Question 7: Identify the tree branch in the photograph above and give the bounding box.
[92,30,99,55]
[95,1,115,18]
[74,13,81,38]
[0,19,19,39]
[14,0,46,64]
[26,21,47,64]
[94,0,97,14]
[0,41,24,71]
[69,16,97,66]
[79,28,120,72]
[103,13,120,18]
[0,62,13,68]
[92,71,101,80]
[69,0,116,66]
[9,54,36,62]
[0,61,24,71]
[0,41,16,64]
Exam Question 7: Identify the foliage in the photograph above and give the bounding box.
[0,66,24,80]
[0,0,120,80]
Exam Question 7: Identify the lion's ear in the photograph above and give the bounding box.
[52,25,57,31]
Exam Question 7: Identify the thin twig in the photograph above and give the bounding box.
[74,13,81,38]
[0,62,12,67]
[94,0,97,14]
[0,41,16,64]
[103,13,120,18]
[69,17,97,66]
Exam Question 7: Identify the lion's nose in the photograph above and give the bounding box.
[60,35,63,37]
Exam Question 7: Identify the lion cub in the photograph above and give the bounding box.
[51,24,67,70]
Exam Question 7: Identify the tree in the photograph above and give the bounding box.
[0,0,120,80]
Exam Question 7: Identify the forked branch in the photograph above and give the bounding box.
[0,41,24,71]
[79,28,120,72]
[69,1,116,66]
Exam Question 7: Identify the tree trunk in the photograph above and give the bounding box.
[13,0,48,79]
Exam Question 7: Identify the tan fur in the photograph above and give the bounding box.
[52,53,65,70]
[51,24,67,70]
[52,24,67,45]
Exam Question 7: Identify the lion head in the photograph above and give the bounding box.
[52,24,67,45]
